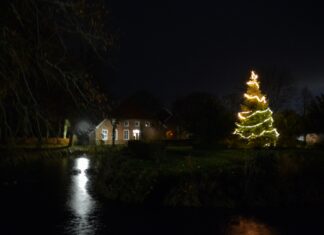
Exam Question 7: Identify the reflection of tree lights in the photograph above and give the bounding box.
[227,217,276,235]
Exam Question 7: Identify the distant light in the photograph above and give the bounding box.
[133,129,140,135]
[133,129,140,139]
[75,120,93,135]
[297,135,304,141]
[76,157,89,172]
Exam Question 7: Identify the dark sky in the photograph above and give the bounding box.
[107,1,324,104]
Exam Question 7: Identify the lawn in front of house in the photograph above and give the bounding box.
[96,145,324,207]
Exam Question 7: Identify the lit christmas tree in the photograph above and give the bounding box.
[233,71,279,147]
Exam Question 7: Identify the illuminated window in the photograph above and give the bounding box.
[123,129,129,140]
[133,129,140,140]
[102,129,108,140]
[145,121,151,127]
[124,120,129,127]
[135,121,140,127]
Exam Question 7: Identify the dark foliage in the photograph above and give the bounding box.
[0,0,115,143]
[307,94,324,133]
[172,92,233,146]
[274,110,303,147]
[127,140,165,160]
[96,149,324,207]
[258,66,296,111]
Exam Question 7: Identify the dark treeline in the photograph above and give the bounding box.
[112,88,324,148]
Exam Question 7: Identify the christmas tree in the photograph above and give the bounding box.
[233,71,279,147]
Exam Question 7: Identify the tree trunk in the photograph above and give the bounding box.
[68,131,74,147]
[111,119,116,147]
[58,120,62,138]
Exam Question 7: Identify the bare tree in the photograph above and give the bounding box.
[259,66,296,111]
[300,86,313,143]
[0,0,115,145]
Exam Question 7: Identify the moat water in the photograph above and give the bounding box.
[1,154,323,234]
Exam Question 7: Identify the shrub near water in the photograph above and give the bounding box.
[127,140,165,160]
[242,150,324,206]
[96,152,159,203]
[96,149,324,207]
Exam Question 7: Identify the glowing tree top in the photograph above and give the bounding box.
[233,71,279,147]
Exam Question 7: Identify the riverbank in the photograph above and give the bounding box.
[0,145,115,163]
[1,148,324,235]
[96,147,324,207]
[2,144,324,208]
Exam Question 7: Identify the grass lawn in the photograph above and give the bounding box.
[96,146,324,207]
[119,146,324,174]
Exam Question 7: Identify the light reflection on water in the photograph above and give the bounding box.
[66,157,97,235]
[226,217,277,235]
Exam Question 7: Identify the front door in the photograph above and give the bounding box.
[133,129,140,140]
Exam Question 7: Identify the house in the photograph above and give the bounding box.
[89,118,160,145]
[89,91,179,145]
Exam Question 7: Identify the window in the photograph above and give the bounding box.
[123,129,129,140]
[124,120,129,127]
[114,129,118,140]
[135,120,140,127]
[133,129,140,140]
[101,129,108,141]
[145,121,151,127]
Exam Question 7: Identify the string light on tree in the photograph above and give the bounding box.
[233,70,279,147]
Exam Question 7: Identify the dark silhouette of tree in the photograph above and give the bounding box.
[0,0,115,145]
[307,94,324,133]
[300,86,313,143]
[222,92,241,114]
[172,92,232,146]
[259,66,296,111]
[274,110,303,147]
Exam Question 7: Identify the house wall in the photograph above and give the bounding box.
[92,118,159,145]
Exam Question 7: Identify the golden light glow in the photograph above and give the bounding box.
[247,80,260,88]
[233,70,279,146]
[244,94,267,103]
[233,128,280,140]
[238,108,272,120]
[251,70,258,80]
[236,116,273,129]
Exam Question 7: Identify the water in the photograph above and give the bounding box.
[66,157,98,234]
[1,154,323,234]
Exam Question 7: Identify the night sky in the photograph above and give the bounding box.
[108,1,324,104]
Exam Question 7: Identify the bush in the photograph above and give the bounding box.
[127,140,165,160]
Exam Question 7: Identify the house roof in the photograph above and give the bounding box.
[113,103,155,119]
[112,92,160,119]
[95,119,109,129]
